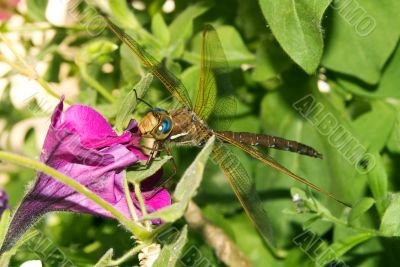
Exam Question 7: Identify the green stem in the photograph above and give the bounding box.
[78,63,115,103]
[319,210,379,236]
[0,55,31,76]
[123,171,139,222]
[0,36,73,106]
[109,241,151,266]
[0,151,151,240]
[134,182,151,230]
[2,25,100,33]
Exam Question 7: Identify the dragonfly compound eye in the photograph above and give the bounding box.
[159,117,172,134]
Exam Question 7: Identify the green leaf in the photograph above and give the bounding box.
[376,43,400,97]
[109,0,141,30]
[387,106,400,153]
[153,226,188,267]
[0,210,10,248]
[380,194,400,236]
[78,39,118,64]
[93,249,113,267]
[336,44,400,98]
[322,0,400,84]
[316,232,373,266]
[252,37,292,81]
[215,26,255,65]
[152,13,170,47]
[348,197,375,224]
[27,0,47,21]
[126,156,172,184]
[353,101,397,152]
[185,26,255,66]
[115,73,153,133]
[120,43,144,83]
[169,3,209,46]
[367,153,389,216]
[259,0,331,73]
[141,136,215,222]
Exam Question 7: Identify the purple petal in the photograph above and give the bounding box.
[0,98,171,253]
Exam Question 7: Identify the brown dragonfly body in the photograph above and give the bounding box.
[103,14,350,253]
[140,107,322,159]
[216,131,322,158]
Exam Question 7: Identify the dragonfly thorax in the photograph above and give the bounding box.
[168,107,212,147]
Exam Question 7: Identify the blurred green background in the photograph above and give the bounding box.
[1,0,400,266]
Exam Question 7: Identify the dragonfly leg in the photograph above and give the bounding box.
[142,145,177,198]
[133,88,153,109]
[145,141,161,167]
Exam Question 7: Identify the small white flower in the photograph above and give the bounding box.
[45,0,79,26]
[20,260,42,267]
[317,79,331,93]
[139,243,161,267]
[162,0,175,13]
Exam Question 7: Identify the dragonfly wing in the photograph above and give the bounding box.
[103,16,193,109]
[214,132,351,207]
[194,25,236,124]
[212,140,276,249]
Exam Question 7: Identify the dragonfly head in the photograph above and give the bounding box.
[138,108,173,140]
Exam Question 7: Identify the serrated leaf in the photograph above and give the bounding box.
[115,74,153,133]
[380,194,400,236]
[348,197,375,223]
[93,249,113,267]
[153,225,188,267]
[259,0,331,73]
[140,136,215,222]
[127,155,172,184]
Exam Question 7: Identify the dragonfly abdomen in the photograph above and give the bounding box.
[216,131,323,159]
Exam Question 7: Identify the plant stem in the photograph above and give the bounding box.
[0,34,73,106]
[319,210,379,236]
[134,181,151,230]
[109,241,151,266]
[123,171,139,222]
[0,151,151,240]
[77,63,115,103]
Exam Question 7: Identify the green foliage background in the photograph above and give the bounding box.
[1,0,400,266]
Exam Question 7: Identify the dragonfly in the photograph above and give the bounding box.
[103,16,350,251]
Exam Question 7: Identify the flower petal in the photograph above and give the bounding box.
[62,104,117,140]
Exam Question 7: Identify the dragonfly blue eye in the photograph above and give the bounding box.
[159,118,171,133]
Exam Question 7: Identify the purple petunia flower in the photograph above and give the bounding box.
[0,98,170,253]
[0,188,9,216]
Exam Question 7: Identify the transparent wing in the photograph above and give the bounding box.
[212,140,276,250]
[194,25,236,126]
[103,15,193,109]
[214,132,351,207]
